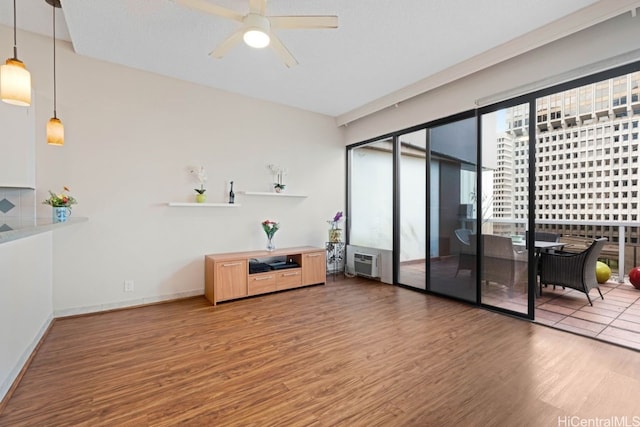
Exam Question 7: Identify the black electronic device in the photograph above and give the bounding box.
[268,261,299,270]
[248,259,271,274]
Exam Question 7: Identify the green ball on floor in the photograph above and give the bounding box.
[596,261,611,284]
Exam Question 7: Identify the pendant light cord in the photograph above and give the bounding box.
[12,0,18,59]
[52,3,57,118]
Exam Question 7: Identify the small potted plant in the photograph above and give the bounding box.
[43,186,77,223]
[189,166,207,203]
[268,164,287,193]
[327,211,344,242]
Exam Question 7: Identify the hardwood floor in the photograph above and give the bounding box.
[402,256,640,350]
[2,276,640,426]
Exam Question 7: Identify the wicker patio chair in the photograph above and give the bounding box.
[480,234,527,291]
[454,229,475,276]
[526,231,561,288]
[539,237,607,306]
[534,232,560,243]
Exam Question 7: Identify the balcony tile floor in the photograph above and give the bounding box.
[535,277,640,351]
[400,257,640,351]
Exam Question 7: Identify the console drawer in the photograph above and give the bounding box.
[248,273,277,295]
[276,268,302,290]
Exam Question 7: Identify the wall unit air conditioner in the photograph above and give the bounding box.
[353,252,379,278]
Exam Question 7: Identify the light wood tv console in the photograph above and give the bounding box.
[204,246,326,305]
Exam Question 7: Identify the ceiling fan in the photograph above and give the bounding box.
[174,0,338,67]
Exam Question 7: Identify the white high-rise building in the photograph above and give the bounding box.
[494,71,640,244]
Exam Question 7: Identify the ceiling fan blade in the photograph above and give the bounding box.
[270,15,338,29]
[269,34,298,68]
[174,0,243,22]
[249,0,266,15]
[209,30,244,58]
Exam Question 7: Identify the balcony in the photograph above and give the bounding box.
[483,218,640,279]
[480,218,640,350]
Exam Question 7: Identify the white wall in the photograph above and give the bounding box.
[399,154,426,261]
[344,12,640,144]
[0,25,345,402]
[349,146,393,250]
[0,24,345,315]
[349,145,427,261]
[0,233,53,401]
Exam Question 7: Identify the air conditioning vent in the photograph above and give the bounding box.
[353,252,379,278]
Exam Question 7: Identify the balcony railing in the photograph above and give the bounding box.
[483,218,640,282]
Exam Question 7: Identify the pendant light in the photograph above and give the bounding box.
[0,0,31,106]
[46,0,64,146]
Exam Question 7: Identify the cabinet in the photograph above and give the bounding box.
[248,272,276,295]
[214,259,247,301]
[0,101,35,188]
[275,268,302,290]
[204,246,325,305]
[302,251,326,285]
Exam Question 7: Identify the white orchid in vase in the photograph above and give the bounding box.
[189,166,208,202]
[268,164,288,192]
[189,165,207,194]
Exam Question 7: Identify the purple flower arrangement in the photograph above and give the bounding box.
[327,211,344,230]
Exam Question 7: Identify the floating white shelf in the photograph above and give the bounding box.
[167,202,241,207]
[237,191,307,198]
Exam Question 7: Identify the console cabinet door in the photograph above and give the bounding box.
[215,260,247,301]
[248,272,276,296]
[276,268,302,290]
[302,252,326,285]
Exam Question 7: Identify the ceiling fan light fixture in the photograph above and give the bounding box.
[243,13,270,48]
[243,29,270,48]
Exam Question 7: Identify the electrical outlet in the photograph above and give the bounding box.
[124,280,134,292]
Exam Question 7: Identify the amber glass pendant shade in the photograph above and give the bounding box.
[0,58,31,106]
[46,0,64,146]
[47,117,64,146]
[1,0,32,106]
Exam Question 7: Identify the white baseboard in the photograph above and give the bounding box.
[0,313,53,403]
[53,289,204,318]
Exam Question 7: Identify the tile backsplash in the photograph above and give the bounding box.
[0,188,36,231]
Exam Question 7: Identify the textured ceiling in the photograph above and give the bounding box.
[1,0,636,118]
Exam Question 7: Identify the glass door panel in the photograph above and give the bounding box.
[480,104,530,315]
[398,129,427,289]
[348,139,393,281]
[427,117,477,302]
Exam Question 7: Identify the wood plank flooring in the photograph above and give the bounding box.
[403,256,640,350]
[2,276,640,426]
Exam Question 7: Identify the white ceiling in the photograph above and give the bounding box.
[1,0,638,118]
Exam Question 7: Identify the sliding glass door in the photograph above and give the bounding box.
[479,104,531,315]
[425,117,477,302]
[348,138,393,280]
[398,129,427,289]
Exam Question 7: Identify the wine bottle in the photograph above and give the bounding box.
[229,181,235,204]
